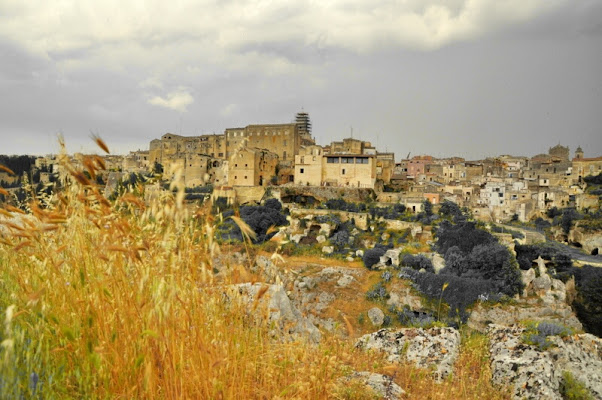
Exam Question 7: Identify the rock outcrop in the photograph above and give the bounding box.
[488,324,602,399]
[289,265,365,333]
[229,283,321,343]
[343,371,405,400]
[468,302,582,332]
[356,327,461,380]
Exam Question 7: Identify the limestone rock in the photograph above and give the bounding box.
[368,307,385,326]
[229,283,321,343]
[319,223,332,237]
[322,245,334,254]
[487,324,602,399]
[336,274,355,288]
[521,268,536,297]
[468,303,582,332]
[356,249,364,258]
[380,249,401,267]
[431,253,445,274]
[316,234,326,243]
[386,285,424,312]
[345,372,405,400]
[356,327,461,380]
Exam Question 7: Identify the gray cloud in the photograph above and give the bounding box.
[0,0,601,159]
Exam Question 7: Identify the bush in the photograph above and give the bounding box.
[439,200,463,219]
[522,321,573,351]
[217,204,289,243]
[363,247,386,269]
[401,254,434,273]
[435,220,496,255]
[399,268,498,322]
[365,282,389,302]
[393,307,436,328]
[514,242,572,272]
[560,371,595,400]
[436,220,523,297]
[534,217,552,232]
[560,208,582,234]
[546,207,562,219]
[572,265,602,337]
[264,198,282,211]
[583,172,602,185]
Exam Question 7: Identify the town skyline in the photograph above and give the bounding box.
[0,121,598,163]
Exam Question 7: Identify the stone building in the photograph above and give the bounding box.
[225,123,314,163]
[573,156,602,181]
[229,147,279,187]
[123,150,150,173]
[407,155,433,179]
[294,145,324,186]
[294,148,376,189]
[548,144,570,162]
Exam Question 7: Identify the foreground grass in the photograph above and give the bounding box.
[0,147,511,399]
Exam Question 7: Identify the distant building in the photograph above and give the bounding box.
[294,146,376,188]
[229,147,279,187]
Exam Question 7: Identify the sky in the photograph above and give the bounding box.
[1,0,601,160]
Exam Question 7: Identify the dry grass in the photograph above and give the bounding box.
[0,143,511,399]
[0,150,378,399]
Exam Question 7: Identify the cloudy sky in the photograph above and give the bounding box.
[1,0,601,160]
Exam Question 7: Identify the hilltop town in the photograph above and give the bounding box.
[6,111,600,228]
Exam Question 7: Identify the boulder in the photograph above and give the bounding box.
[336,274,355,288]
[431,253,445,274]
[322,246,334,254]
[356,249,364,258]
[367,307,385,326]
[344,372,404,400]
[520,268,536,297]
[316,234,326,243]
[356,327,461,380]
[319,223,332,237]
[291,234,304,244]
[487,324,602,399]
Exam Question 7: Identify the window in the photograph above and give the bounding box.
[244,176,247,179]
[300,168,304,174]
[245,164,248,167]
[342,169,346,175]
[283,140,287,146]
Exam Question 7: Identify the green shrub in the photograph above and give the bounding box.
[363,247,386,269]
[560,371,594,400]
[522,321,573,351]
